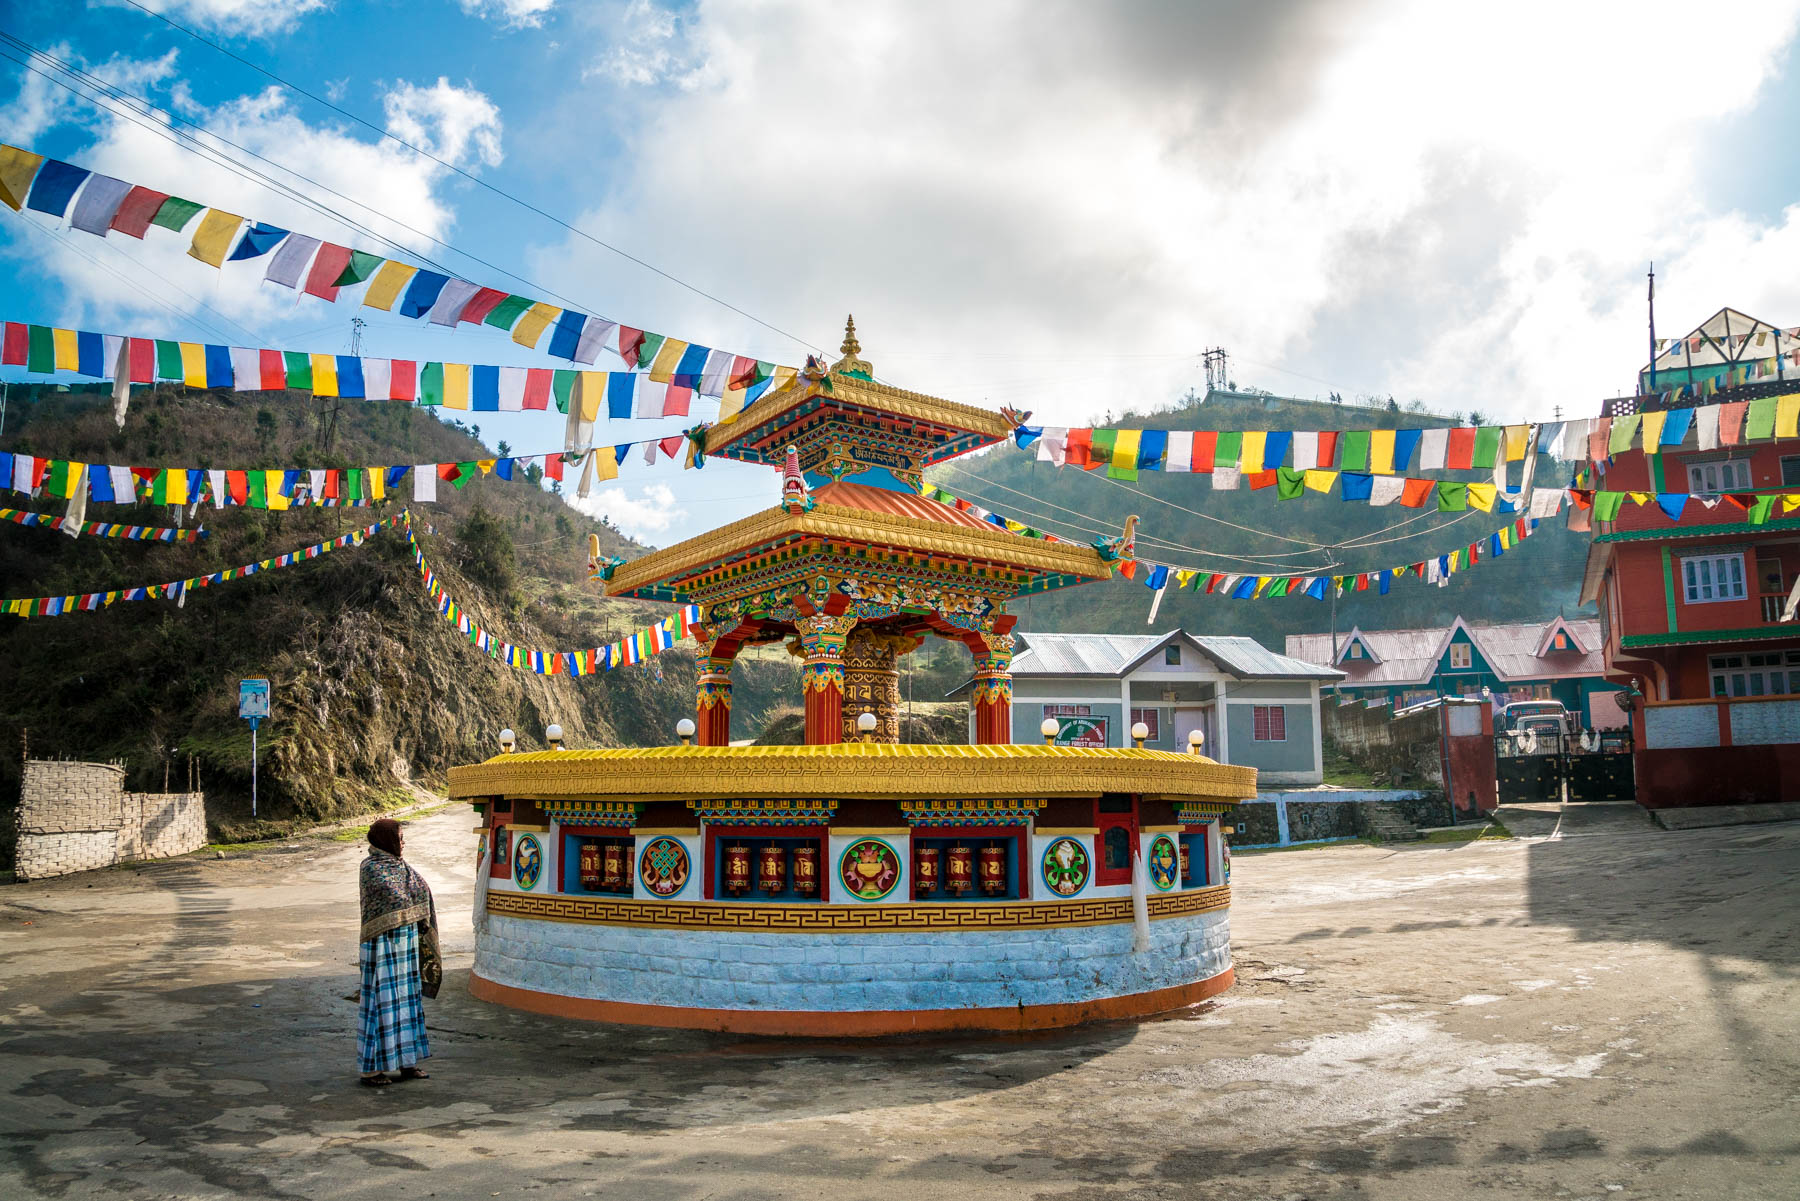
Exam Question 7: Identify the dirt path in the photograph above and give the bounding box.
[1,806,1794,1199]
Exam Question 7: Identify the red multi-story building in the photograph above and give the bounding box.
[1581,307,1800,807]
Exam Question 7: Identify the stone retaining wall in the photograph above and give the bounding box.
[14,760,206,880]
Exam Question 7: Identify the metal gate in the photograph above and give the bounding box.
[1494,730,1635,804]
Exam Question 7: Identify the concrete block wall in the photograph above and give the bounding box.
[14,759,206,880]
[475,908,1231,1014]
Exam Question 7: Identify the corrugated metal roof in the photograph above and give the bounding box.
[1284,617,1607,686]
[1008,630,1340,681]
[812,480,994,530]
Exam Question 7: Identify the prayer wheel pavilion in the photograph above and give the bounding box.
[450,321,1257,1036]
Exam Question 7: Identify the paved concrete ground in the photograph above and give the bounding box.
[2,805,1796,1200]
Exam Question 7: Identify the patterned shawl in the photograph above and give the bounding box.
[359,847,436,944]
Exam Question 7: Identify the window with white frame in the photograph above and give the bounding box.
[1129,708,1161,741]
[1251,705,1286,741]
[1448,642,1473,670]
[1709,650,1800,697]
[1687,457,1753,493]
[1682,553,1748,604]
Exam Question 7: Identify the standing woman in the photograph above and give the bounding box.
[357,818,441,1087]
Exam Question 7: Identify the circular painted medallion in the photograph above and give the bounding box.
[638,836,691,898]
[1040,837,1091,897]
[512,833,542,891]
[1147,835,1179,892]
[838,838,900,901]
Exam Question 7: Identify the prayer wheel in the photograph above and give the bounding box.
[978,843,1007,895]
[724,844,752,896]
[792,842,819,896]
[603,841,627,891]
[1179,841,1192,884]
[946,844,974,896]
[913,845,940,896]
[759,843,787,895]
[579,842,602,891]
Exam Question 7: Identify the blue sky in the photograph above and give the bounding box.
[5,0,1800,547]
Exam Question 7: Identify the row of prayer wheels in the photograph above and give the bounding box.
[723,842,820,896]
[577,841,632,893]
[914,843,1008,897]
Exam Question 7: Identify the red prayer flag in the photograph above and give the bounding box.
[1206,573,1224,593]
[1355,573,1370,591]
[323,470,340,500]
[544,453,564,482]
[437,462,459,481]
[1065,429,1094,470]
[522,368,552,410]
[458,288,508,325]
[1316,431,1339,467]
[1246,470,1277,490]
[618,327,646,368]
[303,243,353,301]
[1191,431,1217,473]
[128,338,155,383]
[388,361,417,402]
[729,354,759,389]
[659,434,685,458]
[1399,478,1434,508]
[226,470,248,504]
[1,322,24,366]
[110,186,169,239]
[1118,559,1137,580]
[662,384,692,417]
[1446,427,1476,470]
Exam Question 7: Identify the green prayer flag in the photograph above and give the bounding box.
[451,462,477,490]
[636,331,666,368]
[420,362,445,407]
[1270,578,1291,597]
[155,339,183,380]
[1276,467,1306,499]
[247,472,268,508]
[1748,495,1777,525]
[282,350,312,390]
[25,324,53,373]
[1089,428,1117,470]
[551,369,577,414]
[333,250,384,287]
[1608,414,1641,456]
[1341,430,1370,472]
[1746,398,1778,442]
[1472,426,1501,469]
[346,468,364,502]
[149,196,205,232]
[482,294,533,330]
[1214,431,1242,469]
[1436,481,1468,512]
[1592,491,1626,521]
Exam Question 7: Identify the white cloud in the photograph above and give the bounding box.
[101,0,329,38]
[571,481,688,542]
[581,1,707,89]
[382,78,504,170]
[7,45,180,146]
[525,0,1800,427]
[459,0,556,30]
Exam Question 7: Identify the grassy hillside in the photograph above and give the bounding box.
[0,383,797,852]
[925,388,1592,647]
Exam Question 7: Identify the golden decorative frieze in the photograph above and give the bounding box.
[485,883,1232,932]
[449,743,1257,803]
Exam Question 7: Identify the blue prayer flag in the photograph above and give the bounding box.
[547,310,586,360]
[204,343,233,388]
[1340,472,1374,501]
[607,372,635,419]
[335,355,365,398]
[1263,432,1291,468]
[76,330,105,377]
[397,271,450,319]
[26,161,89,217]
[1145,564,1170,590]
[494,458,515,481]
[1656,493,1689,520]
[673,343,710,386]
[1138,429,1168,471]
[386,465,409,488]
[1014,426,1043,448]
[1393,428,1421,471]
[87,461,113,502]
[472,364,500,411]
[1661,409,1694,446]
[227,222,288,261]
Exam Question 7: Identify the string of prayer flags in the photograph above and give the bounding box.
[0,507,204,541]
[407,527,700,675]
[0,141,796,386]
[0,515,398,618]
[1018,422,1543,475]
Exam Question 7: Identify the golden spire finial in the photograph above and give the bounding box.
[831,313,872,376]
[841,314,860,358]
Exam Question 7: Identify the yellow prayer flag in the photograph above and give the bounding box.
[441,362,470,409]
[1253,576,1271,597]
[1628,491,1651,505]
[593,446,619,482]
[1240,431,1267,474]
[1303,469,1337,493]
[1499,526,1512,548]
[310,353,339,397]
[1370,429,1396,474]
[647,338,688,383]
[179,342,207,387]
[1175,570,1196,588]
[367,467,384,502]
[1782,495,1800,515]
[363,261,417,311]
[0,144,44,211]
[511,302,562,349]
[1467,483,1497,512]
[263,470,288,511]
[1778,393,1800,439]
[52,327,80,372]
[578,372,604,422]
[1114,428,1142,472]
[164,469,189,506]
[476,459,498,475]
[717,381,748,424]
[1504,425,1530,461]
[1639,411,1666,451]
[768,365,799,393]
[187,209,242,267]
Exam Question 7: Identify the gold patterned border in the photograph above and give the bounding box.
[449,743,1256,803]
[484,883,1230,932]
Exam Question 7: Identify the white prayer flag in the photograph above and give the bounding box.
[498,367,527,412]
[413,465,437,503]
[1293,431,1319,471]
[1165,433,1192,473]
[362,358,391,401]
[1419,428,1449,470]
[1212,467,1241,491]
[1369,476,1406,506]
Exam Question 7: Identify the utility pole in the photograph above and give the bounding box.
[1646,263,1658,397]
[1202,348,1230,395]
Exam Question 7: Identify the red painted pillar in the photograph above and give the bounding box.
[796,612,857,745]
[696,653,734,746]
[971,632,1017,745]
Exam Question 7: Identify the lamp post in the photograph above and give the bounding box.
[676,718,696,747]
[856,711,878,743]
[1040,717,1059,746]
[1131,721,1150,749]
[498,728,516,754]
[545,724,564,751]
[1188,729,1205,756]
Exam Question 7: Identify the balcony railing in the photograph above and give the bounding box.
[1763,594,1788,623]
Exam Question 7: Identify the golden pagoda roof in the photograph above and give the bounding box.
[449,742,1257,804]
[604,491,1112,601]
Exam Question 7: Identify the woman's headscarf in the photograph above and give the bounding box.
[368,818,403,858]
[360,823,435,944]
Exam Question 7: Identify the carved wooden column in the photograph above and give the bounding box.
[695,639,735,747]
[794,613,858,745]
[971,632,1017,745]
[841,630,920,743]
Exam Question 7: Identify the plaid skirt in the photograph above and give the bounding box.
[357,924,430,1074]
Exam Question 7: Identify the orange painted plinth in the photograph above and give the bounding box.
[467,966,1234,1037]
